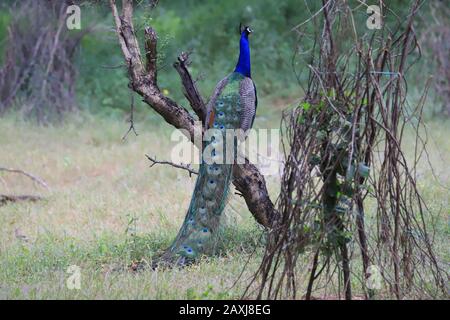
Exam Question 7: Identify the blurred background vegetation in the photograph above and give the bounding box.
[0,0,447,123]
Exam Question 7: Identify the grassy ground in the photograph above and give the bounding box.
[0,109,448,299]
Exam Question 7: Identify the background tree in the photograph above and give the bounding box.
[0,0,93,123]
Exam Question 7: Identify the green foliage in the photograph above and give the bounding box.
[72,0,308,116]
[0,0,441,119]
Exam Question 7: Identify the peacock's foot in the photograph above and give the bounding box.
[151,250,196,270]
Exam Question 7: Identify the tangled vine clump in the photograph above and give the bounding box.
[247,0,448,300]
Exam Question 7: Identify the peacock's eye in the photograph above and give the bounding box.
[209,180,214,184]
[202,227,208,233]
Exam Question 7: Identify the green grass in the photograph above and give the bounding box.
[0,110,448,299]
[0,113,270,299]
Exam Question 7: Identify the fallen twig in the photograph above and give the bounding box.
[0,167,49,190]
[0,194,43,206]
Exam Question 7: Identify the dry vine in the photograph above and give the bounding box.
[247,0,447,300]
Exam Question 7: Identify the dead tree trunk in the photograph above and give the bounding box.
[109,0,277,230]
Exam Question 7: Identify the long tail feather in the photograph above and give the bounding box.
[158,73,245,266]
[167,161,233,263]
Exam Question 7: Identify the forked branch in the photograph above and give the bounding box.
[109,0,277,227]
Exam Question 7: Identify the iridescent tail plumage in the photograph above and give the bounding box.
[159,73,246,266]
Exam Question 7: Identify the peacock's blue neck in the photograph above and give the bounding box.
[234,32,251,78]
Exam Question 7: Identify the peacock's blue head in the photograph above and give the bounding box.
[240,25,253,38]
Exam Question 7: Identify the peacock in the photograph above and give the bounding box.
[159,25,257,266]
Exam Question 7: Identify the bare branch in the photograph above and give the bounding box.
[122,90,138,140]
[0,167,49,190]
[110,0,130,60]
[173,51,207,122]
[145,154,198,177]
